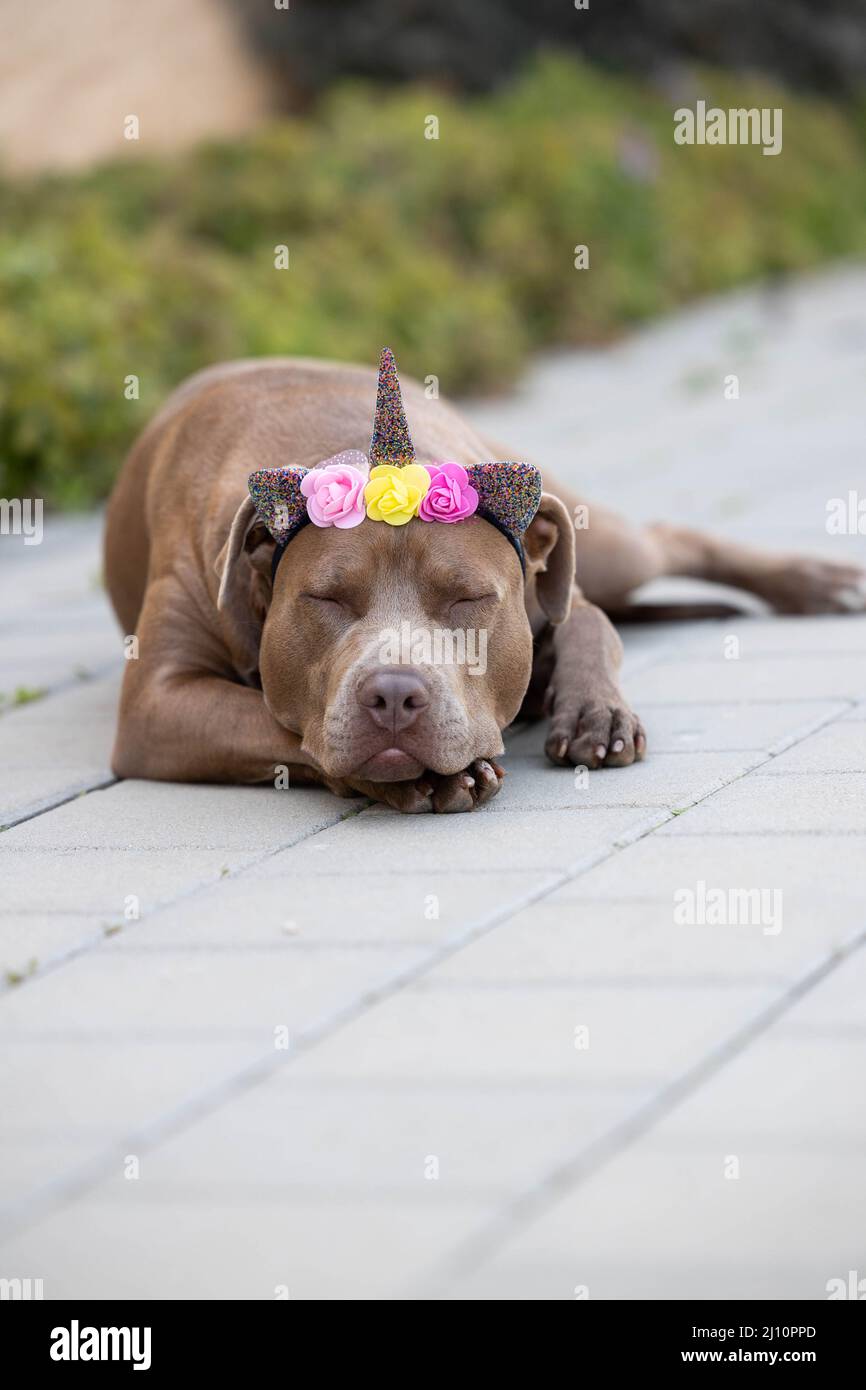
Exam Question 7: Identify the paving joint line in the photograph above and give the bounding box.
[0,660,118,717]
[1,776,117,833]
[421,927,866,1296]
[0,688,855,1239]
[0,796,371,995]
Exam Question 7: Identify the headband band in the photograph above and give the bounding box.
[269,506,527,583]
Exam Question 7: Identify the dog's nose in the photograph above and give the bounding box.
[358,668,430,733]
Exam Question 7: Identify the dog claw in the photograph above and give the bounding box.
[545,699,646,770]
[426,758,505,812]
[476,759,502,784]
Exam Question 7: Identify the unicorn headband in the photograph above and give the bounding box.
[248,348,542,574]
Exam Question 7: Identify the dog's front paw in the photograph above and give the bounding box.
[340,759,504,813]
[425,758,505,813]
[545,695,646,769]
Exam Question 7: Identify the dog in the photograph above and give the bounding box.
[104,352,866,813]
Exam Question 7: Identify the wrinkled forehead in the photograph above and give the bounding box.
[277,513,521,611]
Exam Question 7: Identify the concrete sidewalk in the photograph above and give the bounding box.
[1,268,865,1300]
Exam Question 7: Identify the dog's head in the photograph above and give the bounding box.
[215,352,574,782]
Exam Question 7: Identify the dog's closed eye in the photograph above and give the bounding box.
[450,593,498,613]
[301,591,356,616]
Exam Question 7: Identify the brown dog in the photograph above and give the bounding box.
[104,356,866,812]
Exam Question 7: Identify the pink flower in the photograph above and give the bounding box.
[419,461,479,523]
[300,451,368,528]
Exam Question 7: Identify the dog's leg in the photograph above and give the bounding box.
[113,668,318,786]
[111,576,320,785]
[644,523,866,615]
[537,484,866,614]
[515,469,866,773]
[540,586,646,769]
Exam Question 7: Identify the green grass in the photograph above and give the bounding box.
[4,959,38,987]
[2,56,866,508]
[0,686,47,712]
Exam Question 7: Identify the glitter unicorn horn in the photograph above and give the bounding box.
[369,347,415,468]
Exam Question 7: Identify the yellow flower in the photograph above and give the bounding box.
[364,463,430,526]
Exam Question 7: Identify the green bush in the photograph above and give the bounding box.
[2,57,866,507]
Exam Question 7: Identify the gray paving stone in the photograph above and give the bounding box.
[447,956,866,1299]
[642,1031,866,1149]
[107,869,553,949]
[639,700,847,754]
[618,623,685,665]
[756,721,866,773]
[0,767,113,827]
[0,595,111,638]
[446,1147,865,1299]
[0,847,263,913]
[267,806,664,876]
[627,655,866,704]
[5,779,354,851]
[550,832,866,905]
[132,1075,639,1200]
[0,1137,97,1207]
[495,750,758,812]
[423,897,836,987]
[0,939,425,1040]
[0,515,105,623]
[0,636,119,829]
[290,979,773,1087]
[0,1036,266,1141]
[773,945,866,1032]
[0,912,109,981]
[0,673,120,764]
[0,1189,494,1299]
[656,772,866,835]
[1,629,120,694]
[680,616,866,656]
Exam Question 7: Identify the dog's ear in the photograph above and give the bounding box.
[214,495,275,684]
[523,492,575,624]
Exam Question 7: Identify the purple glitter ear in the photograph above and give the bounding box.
[464,461,543,537]
[248,466,310,544]
[369,347,415,468]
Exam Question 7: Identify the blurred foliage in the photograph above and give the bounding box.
[2,57,866,507]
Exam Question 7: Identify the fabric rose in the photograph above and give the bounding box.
[419,461,479,523]
[364,463,431,526]
[300,451,368,528]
